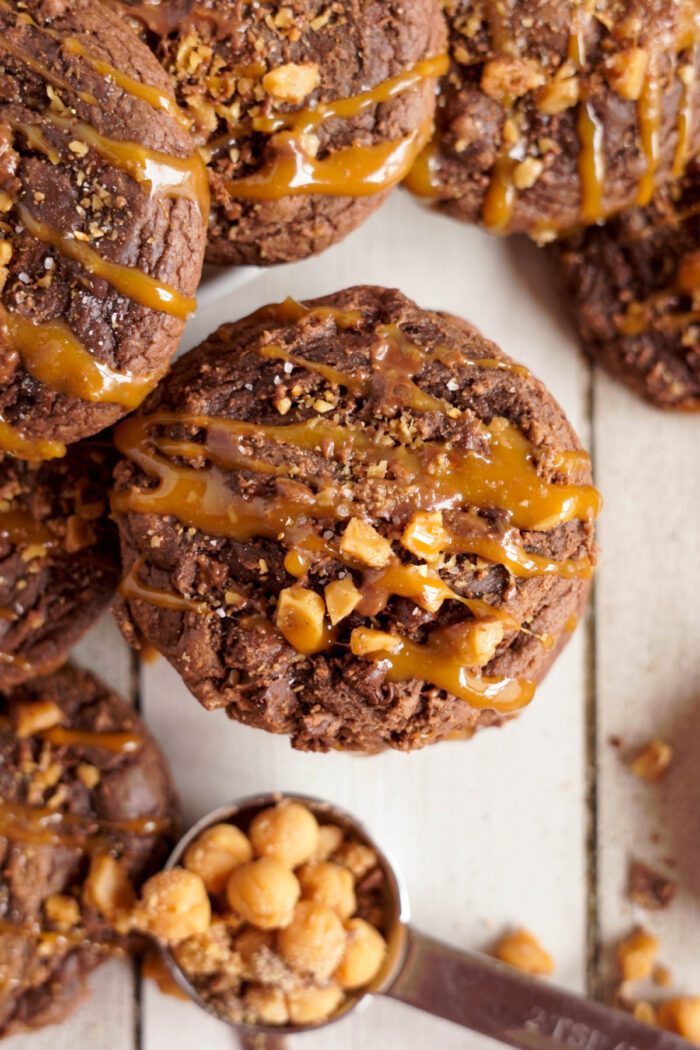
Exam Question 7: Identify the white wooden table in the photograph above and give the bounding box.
[9,190,700,1050]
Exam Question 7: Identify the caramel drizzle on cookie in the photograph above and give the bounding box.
[616,246,700,335]
[0,307,160,409]
[62,36,191,129]
[471,2,699,232]
[0,799,169,848]
[16,205,196,320]
[220,55,448,200]
[120,557,209,615]
[0,418,66,461]
[113,306,598,713]
[0,1,199,366]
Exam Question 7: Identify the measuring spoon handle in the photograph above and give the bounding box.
[385,928,692,1050]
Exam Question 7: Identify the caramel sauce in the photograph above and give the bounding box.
[0,36,97,105]
[402,138,444,199]
[673,65,695,177]
[119,557,209,614]
[637,71,662,206]
[227,120,433,200]
[256,308,527,411]
[37,113,209,216]
[224,55,448,199]
[1,307,158,408]
[17,204,196,320]
[40,726,143,753]
[482,150,519,233]
[253,56,448,136]
[113,314,598,709]
[258,344,369,396]
[63,37,189,127]
[442,520,594,579]
[10,121,60,164]
[140,642,161,664]
[371,632,534,714]
[357,559,519,625]
[0,508,56,549]
[0,418,66,461]
[569,24,606,223]
[0,799,170,848]
[253,297,363,330]
[141,949,190,1000]
[617,250,700,336]
[576,101,606,223]
[0,651,32,671]
[0,916,89,949]
[114,412,599,535]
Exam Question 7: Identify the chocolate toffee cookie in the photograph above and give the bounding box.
[0,0,207,457]
[112,286,600,752]
[405,0,700,238]
[110,0,446,266]
[0,664,179,1037]
[553,158,700,410]
[0,440,119,690]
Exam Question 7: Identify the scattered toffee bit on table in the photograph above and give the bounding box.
[628,860,677,911]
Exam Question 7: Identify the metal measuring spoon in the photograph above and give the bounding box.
[161,793,693,1050]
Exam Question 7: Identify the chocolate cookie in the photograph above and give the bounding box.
[0,440,119,690]
[553,159,700,409]
[0,0,207,457]
[110,0,446,266]
[0,664,179,1036]
[112,286,600,753]
[405,0,700,237]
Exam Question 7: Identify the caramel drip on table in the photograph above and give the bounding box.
[569,23,606,223]
[637,71,662,205]
[371,633,534,713]
[0,799,170,848]
[224,55,448,199]
[1,307,158,408]
[119,557,209,614]
[34,113,209,216]
[17,204,196,320]
[62,37,189,127]
[0,418,66,461]
[40,726,143,753]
